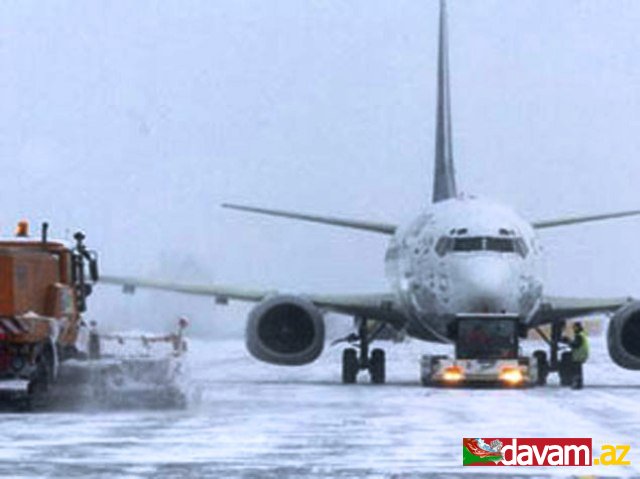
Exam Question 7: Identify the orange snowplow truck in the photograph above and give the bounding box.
[0,221,98,398]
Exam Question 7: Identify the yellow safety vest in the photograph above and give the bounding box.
[572,330,589,363]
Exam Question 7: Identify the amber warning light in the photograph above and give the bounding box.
[15,221,29,237]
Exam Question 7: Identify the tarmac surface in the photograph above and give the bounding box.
[0,333,639,478]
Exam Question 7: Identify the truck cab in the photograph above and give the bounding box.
[0,222,98,403]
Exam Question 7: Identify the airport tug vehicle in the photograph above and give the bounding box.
[420,314,543,387]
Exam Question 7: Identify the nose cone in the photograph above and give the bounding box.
[452,258,520,314]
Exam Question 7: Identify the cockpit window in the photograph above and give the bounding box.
[452,237,484,252]
[514,238,529,257]
[435,236,452,257]
[485,237,515,253]
[436,236,529,258]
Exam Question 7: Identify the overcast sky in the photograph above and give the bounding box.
[1,0,639,336]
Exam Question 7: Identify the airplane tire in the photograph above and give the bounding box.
[342,349,358,384]
[370,349,386,384]
[559,351,573,386]
[533,350,548,386]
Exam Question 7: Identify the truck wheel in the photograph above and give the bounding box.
[43,342,57,383]
[533,350,548,386]
[369,349,386,384]
[342,349,358,384]
[559,351,573,386]
[28,352,52,402]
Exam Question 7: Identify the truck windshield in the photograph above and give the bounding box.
[455,318,518,360]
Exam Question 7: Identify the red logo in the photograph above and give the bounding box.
[463,438,592,466]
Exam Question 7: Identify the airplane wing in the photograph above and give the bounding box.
[100,275,407,327]
[103,275,633,326]
[221,204,397,234]
[532,209,640,229]
[530,295,633,326]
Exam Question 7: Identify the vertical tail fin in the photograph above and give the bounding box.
[432,0,457,203]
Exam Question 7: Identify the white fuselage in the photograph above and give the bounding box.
[385,197,544,341]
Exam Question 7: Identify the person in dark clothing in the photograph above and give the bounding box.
[561,322,589,389]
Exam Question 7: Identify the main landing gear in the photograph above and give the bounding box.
[533,320,574,387]
[340,317,386,384]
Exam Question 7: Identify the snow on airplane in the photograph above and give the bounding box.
[103,0,640,384]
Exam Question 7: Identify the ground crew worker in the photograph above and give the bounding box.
[561,322,589,389]
[174,317,189,354]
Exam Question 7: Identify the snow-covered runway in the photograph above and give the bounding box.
[1,334,638,478]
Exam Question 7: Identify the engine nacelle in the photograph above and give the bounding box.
[245,295,325,366]
[607,301,640,370]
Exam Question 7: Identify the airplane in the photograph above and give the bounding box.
[102,0,640,384]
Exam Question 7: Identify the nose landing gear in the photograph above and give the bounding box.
[339,317,386,384]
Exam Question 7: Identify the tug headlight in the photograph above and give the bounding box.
[442,365,465,383]
[499,367,523,385]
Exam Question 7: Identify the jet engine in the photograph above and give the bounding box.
[245,295,325,366]
[607,301,640,370]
